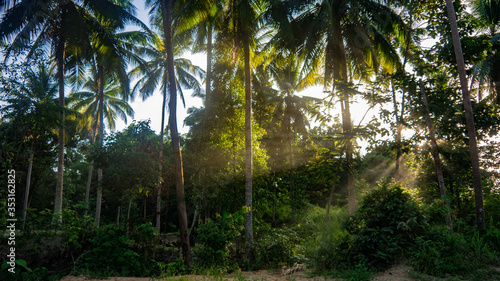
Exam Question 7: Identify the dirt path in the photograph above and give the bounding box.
[60,265,417,281]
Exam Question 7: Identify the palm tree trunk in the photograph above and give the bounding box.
[95,65,104,228]
[156,75,168,233]
[22,142,34,230]
[206,23,213,110]
[444,0,485,232]
[333,20,357,215]
[84,128,97,217]
[288,125,294,220]
[243,31,254,263]
[54,34,66,225]
[421,81,453,231]
[160,0,192,266]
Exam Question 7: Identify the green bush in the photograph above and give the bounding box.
[195,209,246,268]
[313,182,428,271]
[77,224,154,276]
[256,227,303,267]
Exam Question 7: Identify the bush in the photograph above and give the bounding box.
[256,227,303,267]
[313,182,428,271]
[77,224,155,277]
[195,209,246,268]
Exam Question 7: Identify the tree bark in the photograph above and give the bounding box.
[243,31,254,263]
[95,65,104,228]
[421,81,453,231]
[54,34,66,225]
[333,19,357,215]
[22,142,34,230]
[156,74,168,233]
[206,23,213,110]
[444,0,485,232]
[84,126,97,217]
[160,0,192,266]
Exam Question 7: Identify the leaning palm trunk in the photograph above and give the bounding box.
[444,0,485,232]
[160,0,191,266]
[54,35,66,225]
[421,81,453,231]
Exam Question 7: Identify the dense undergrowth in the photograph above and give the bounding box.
[2,182,500,280]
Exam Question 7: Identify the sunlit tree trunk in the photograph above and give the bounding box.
[421,81,453,231]
[206,23,213,110]
[243,30,254,263]
[160,0,192,266]
[444,0,485,232]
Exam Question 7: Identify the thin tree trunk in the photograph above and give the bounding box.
[334,20,356,215]
[391,82,403,180]
[421,81,453,231]
[127,197,133,233]
[156,74,168,233]
[495,74,500,104]
[324,152,344,233]
[160,0,191,266]
[22,142,34,230]
[95,65,104,228]
[54,34,66,224]
[116,206,120,225]
[243,31,254,263]
[84,126,97,217]
[206,23,213,110]
[444,0,485,232]
[288,125,294,220]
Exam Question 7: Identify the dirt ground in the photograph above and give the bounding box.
[59,264,417,281]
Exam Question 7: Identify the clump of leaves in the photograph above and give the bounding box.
[313,182,428,271]
[256,227,303,268]
[195,208,246,268]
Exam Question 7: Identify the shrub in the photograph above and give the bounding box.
[313,182,428,271]
[256,227,303,267]
[195,209,246,268]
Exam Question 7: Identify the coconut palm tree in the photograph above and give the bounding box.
[291,0,405,214]
[266,53,321,218]
[0,0,147,223]
[470,0,500,103]
[129,28,203,234]
[444,0,485,232]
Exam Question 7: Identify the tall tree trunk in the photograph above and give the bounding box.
[324,152,343,233]
[22,142,34,230]
[206,23,213,110]
[95,65,104,228]
[160,0,192,266]
[54,34,66,225]
[391,82,403,180]
[156,74,168,233]
[84,128,97,217]
[288,121,294,220]
[333,20,357,215]
[243,32,254,263]
[421,81,453,231]
[444,0,485,232]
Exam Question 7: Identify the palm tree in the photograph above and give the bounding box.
[293,0,404,214]
[267,53,320,218]
[129,29,203,234]
[0,0,146,223]
[1,63,59,229]
[471,0,500,103]
[444,0,485,232]
[69,68,135,219]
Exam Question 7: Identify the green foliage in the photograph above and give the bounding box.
[195,209,246,268]
[313,182,428,272]
[409,226,498,276]
[0,260,57,281]
[255,227,302,267]
[77,224,154,277]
